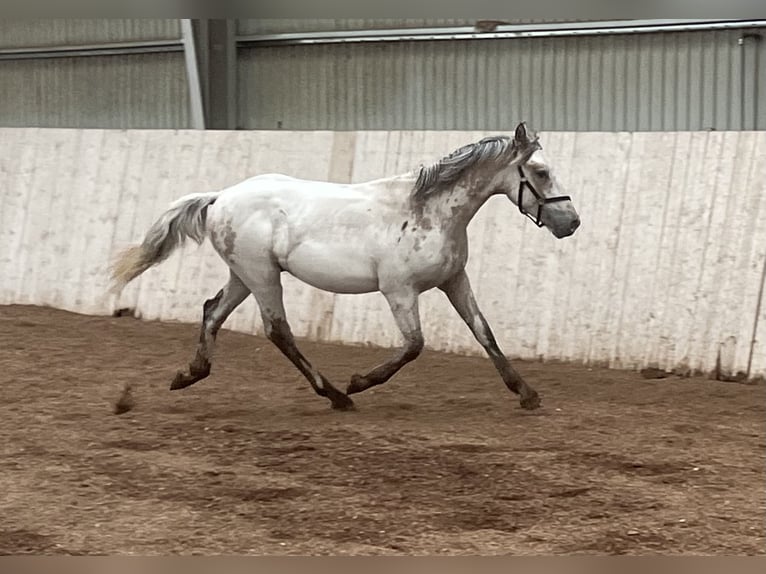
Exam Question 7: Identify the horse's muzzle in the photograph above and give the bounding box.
[551,216,581,238]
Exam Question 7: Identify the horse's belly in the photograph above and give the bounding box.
[284,244,378,294]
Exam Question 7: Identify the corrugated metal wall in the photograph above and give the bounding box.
[0,19,189,129]
[0,53,189,128]
[2,128,765,378]
[1,20,762,131]
[239,27,766,131]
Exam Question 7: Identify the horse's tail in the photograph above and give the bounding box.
[110,191,220,293]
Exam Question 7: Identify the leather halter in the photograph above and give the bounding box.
[516,166,571,227]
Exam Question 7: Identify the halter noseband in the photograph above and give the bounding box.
[516,166,571,227]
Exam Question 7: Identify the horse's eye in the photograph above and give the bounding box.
[535,169,549,179]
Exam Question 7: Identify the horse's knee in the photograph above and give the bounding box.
[264,321,278,344]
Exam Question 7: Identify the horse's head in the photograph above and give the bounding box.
[508,122,580,239]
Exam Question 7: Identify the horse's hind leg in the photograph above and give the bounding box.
[245,265,354,410]
[170,271,250,390]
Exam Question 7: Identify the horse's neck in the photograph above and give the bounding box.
[427,166,513,230]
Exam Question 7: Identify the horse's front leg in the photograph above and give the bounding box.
[439,270,540,410]
[347,289,423,395]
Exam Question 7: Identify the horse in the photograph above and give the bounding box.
[111,122,580,412]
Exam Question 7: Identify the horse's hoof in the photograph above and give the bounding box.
[346,374,367,395]
[520,393,541,410]
[170,372,194,391]
[330,393,356,411]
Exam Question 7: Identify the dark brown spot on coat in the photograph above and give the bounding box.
[222,221,237,258]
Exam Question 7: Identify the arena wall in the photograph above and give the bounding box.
[1,128,764,378]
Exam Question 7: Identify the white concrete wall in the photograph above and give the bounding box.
[1,128,764,378]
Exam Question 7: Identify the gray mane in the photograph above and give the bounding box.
[413,135,515,199]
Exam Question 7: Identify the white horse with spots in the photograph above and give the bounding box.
[112,123,580,411]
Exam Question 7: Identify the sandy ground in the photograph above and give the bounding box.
[0,305,764,555]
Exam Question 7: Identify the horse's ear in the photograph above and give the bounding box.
[514,122,531,146]
[512,122,539,165]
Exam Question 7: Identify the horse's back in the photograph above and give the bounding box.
[220,173,367,202]
[208,173,381,242]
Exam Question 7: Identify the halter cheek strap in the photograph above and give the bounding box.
[516,166,571,227]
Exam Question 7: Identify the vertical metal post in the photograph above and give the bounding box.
[738,33,761,130]
[181,18,206,129]
[206,19,238,129]
[746,254,766,379]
